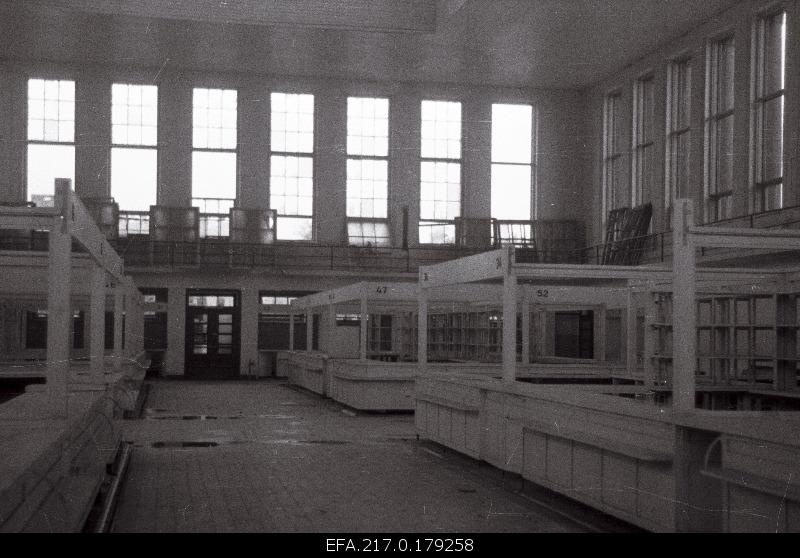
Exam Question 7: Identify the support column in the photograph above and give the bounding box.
[643,292,657,388]
[626,287,637,379]
[240,288,259,376]
[113,285,124,372]
[46,215,72,411]
[158,75,192,207]
[521,293,531,365]
[359,296,368,361]
[672,199,696,412]
[418,289,428,371]
[165,287,185,376]
[502,273,517,382]
[289,313,295,351]
[327,304,337,355]
[595,304,607,362]
[75,70,111,200]
[306,309,314,352]
[89,266,107,382]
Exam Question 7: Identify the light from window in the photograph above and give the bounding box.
[112,148,157,211]
[271,154,313,240]
[111,83,158,213]
[491,103,533,231]
[347,97,390,246]
[27,144,74,207]
[193,88,237,149]
[28,79,74,142]
[271,93,314,240]
[419,100,461,244]
[27,79,75,206]
[193,88,237,237]
[271,92,314,153]
[112,83,157,146]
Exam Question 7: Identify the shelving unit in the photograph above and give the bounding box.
[648,291,799,391]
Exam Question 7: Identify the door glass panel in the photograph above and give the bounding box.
[219,314,233,323]
[218,324,232,334]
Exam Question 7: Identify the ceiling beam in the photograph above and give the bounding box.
[39,0,437,32]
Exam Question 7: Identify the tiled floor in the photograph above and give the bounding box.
[112,379,588,533]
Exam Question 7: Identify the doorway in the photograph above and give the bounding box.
[185,290,241,379]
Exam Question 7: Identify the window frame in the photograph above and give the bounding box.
[418,98,463,246]
[665,57,692,225]
[631,73,655,208]
[346,96,391,247]
[111,82,159,221]
[191,87,239,239]
[26,77,76,206]
[750,8,787,214]
[270,91,316,242]
[704,34,736,223]
[602,90,623,230]
[490,102,536,246]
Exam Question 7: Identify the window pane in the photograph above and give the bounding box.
[28,78,74,142]
[277,216,312,241]
[271,92,314,153]
[419,222,456,244]
[491,163,530,220]
[192,151,237,199]
[27,144,75,206]
[347,220,390,246]
[347,158,388,218]
[112,83,158,146]
[420,161,460,220]
[491,104,532,164]
[270,155,313,218]
[761,95,784,183]
[763,12,786,94]
[714,114,734,195]
[193,87,237,149]
[111,147,157,211]
[347,97,389,157]
[716,39,735,113]
[420,100,461,159]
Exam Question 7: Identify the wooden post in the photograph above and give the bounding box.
[360,295,368,361]
[626,287,637,380]
[306,309,313,352]
[521,292,531,365]
[502,272,517,382]
[289,313,295,351]
[643,293,657,388]
[46,214,72,411]
[595,304,607,362]
[672,199,696,412]
[113,285,124,372]
[418,289,428,371]
[89,266,106,382]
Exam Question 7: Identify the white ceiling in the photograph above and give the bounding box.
[0,0,744,89]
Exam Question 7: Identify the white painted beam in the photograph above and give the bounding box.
[672,199,696,411]
[113,285,124,372]
[502,273,517,382]
[89,266,106,382]
[420,248,508,288]
[45,215,71,413]
[360,296,368,361]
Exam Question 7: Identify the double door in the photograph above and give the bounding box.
[185,291,240,378]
